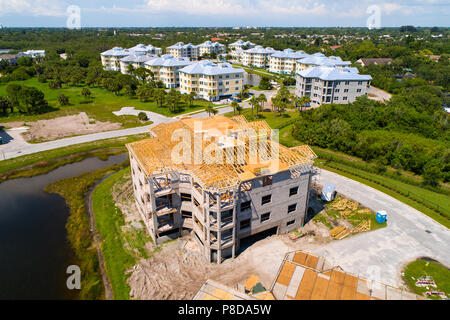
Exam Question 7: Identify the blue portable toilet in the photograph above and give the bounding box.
[321,183,336,202]
[376,210,387,223]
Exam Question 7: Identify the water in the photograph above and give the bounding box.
[0,154,127,299]
[244,72,262,87]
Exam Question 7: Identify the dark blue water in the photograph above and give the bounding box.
[0,154,126,299]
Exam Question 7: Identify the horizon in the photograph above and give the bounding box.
[0,0,449,28]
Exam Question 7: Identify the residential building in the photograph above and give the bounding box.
[355,58,392,67]
[241,46,277,68]
[119,53,157,74]
[268,49,309,74]
[228,40,256,51]
[18,50,46,59]
[197,41,226,57]
[144,54,192,88]
[166,42,200,59]
[179,60,244,101]
[126,116,316,263]
[295,66,372,107]
[0,54,18,64]
[296,53,352,72]
[101,47,132,71]
[128,43,162,56]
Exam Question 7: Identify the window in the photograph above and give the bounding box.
[260,212,271,223]
[240,219,251,229]
[288,204,297,213]
[344,81,350,85]
[358,81,362,85]
[181,193,191,201]
[181,210,192,218]
[343,97,348,100]
[357,89,362,93]
[241,201,251,211]
[344,89,349,93]
[335,89,340,93]
[287,220,295,226]
[262,176,273,187]
[334,97,339,100]
[261,194,272,205]
[289,186,298,196]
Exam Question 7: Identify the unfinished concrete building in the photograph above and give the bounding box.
[126,115,317,263]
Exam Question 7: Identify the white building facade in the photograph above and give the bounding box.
[144,54,193,88]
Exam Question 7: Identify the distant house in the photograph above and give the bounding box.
[427,55,441,62]
[355,58,392,67]
[18,50,46,59]
[0,54,18,64]
[330,45,342,51]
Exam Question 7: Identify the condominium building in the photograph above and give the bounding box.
[228,40,256,51]
[101,44,162,71]
[268,49,309,74]
[295,66,372,107]
[197,41,226,57]
[101,47,132,71]
[179,60,244,101]
[241,46,277,68]
[296,53,351,72]
[128,43,163,56]
[119,53,156,74]
[126,115,316,263]
[144,54,193,88]
[166,42,200,59]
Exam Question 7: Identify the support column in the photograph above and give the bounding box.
[303,172,312,227]
[217,193,222,264]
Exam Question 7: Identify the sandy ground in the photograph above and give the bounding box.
[0,112,122,143]
[120,184,332,300]
[367,86,392,103]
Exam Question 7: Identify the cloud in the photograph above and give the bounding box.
[0,0,67,17]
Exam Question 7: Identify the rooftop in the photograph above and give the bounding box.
[271,49,309,59]
[243,45,277,54]
[297,66,372,81]
[179,60,244,76]
[127,115,314,192]
[120,53,156,63]
[101,47,131,57]
[144,54,192,67]
[297,55,351,67]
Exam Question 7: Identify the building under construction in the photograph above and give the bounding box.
[126,115,317,263]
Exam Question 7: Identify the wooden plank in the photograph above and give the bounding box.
[325,270,346,300]
[276,262,296,286]
[341,274,358,300]
[292,252,307,265]
[295,269,317,300]
[310,275,330,300]
[305,254,319,269]
[330,270,346,284]
[356,292,371,300]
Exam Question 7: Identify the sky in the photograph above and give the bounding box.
[0,0,448,28]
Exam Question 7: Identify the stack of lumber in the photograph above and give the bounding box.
[330,226,350,240]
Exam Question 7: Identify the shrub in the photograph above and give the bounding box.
[58,94,69,106]
[138,112,148,121]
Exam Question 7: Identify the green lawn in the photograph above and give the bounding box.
[92,168,136,300]
[403,259,450,300]
[0,78,212,125]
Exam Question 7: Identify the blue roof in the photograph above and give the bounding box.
[167,42,197,49]
[271,49,309,59]
[101,47,131,57]
[297,55,351,67]
[128,44,161,53]
[120,53,156,63]
[179,60,244,76]
[144,54,192,67]
[230,40,255,47]
[244,45,277,54]
[298,66,372,81]
[197,41,225,48]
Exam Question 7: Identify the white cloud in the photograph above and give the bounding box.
[0,0,67,17]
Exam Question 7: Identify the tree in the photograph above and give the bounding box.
[422,161,442,187]
[189,91,196,106]
[154,89,167,108]
[258,76,272,90]
[258,93,267,111]
[231,101,239,115]
[16,86,48,114]
[81,88,91,99]
[0,96,12,114]
[127,64,135,76]
[138,112,148,121]
[249,96,260,119]
[205,105,218,117]
[58,94,69,106]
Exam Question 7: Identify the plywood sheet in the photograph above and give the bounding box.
[356,292,371,300]
[276,262,296,286]
[341,274,358,300]
[310,275,330,300]
[295,269,317,300]
[305,254,319,269]
[292,252,308,265]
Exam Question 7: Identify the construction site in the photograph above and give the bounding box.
[126,115,318,263]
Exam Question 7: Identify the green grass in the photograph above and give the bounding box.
[0,134,147,181]
[0,78,212,125]
[403,259,450,300]
[45,161,129,299]
[92,168,136,300]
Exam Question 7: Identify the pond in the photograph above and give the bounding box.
[0,154,127,299]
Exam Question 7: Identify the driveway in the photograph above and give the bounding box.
[311,169,449,287]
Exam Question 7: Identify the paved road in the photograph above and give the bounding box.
[311,169,449,287]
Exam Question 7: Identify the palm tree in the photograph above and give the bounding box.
[189,91,196,107]
[231,101,239,116]
[205,105,217,117]
[300,96,311,112]
[249,96,259,120]
[258,93,267,111]
[236,105,243,115]
[127,64,135,76]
